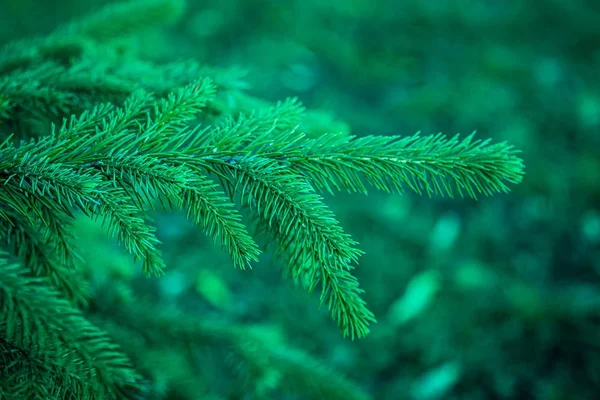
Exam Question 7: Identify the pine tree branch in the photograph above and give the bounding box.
[0,81,525,335]
[0,335,96,399]
[0,209,89,306]
[0,253,144,398]
[221,157,373,337]
[173,103,524,200]
[284,131,525,198]
[92,186,166,276]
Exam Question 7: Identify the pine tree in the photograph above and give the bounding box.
[0,0,524,398]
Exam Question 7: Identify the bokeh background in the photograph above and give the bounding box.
[1,0,599,399]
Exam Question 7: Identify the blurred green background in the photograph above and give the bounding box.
[1,0,599,399]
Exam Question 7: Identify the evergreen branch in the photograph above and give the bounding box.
[92,152,189,207]
[285,131,525,198]
[230,157,361,269]
[139,98,522,335]
[311,262,375,339]
[249,204,376,339]
[102,82,259,269]
[193,109,524,198]
[55,102,116,139]
[204,97,306,152]
[59,87,155,146]
[91,186,165,277]
[79,81,257,270]
[181,176,261,269]
[186,105,524,201]
[146,78,217,137]
[0,254,144,398]
[0,136,101,213]
[1,79,257,275]
[0,49,525,339]
[0,335,94,399]
[0,78,525,334]
[0,132,167,277]
[36,206,81,274]
[88,153,260,270]
[92,147,260,271]
[0,210,89,306]
[155,134,375,336]
[217,156,372,337]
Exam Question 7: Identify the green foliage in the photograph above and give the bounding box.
[0,0,524,398]
[0,253,142,399]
